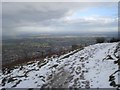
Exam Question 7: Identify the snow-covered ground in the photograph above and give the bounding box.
[0,42,119,89]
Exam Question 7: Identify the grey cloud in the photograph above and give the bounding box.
[2,2,118,37]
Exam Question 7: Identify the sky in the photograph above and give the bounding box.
[2,2,118,37]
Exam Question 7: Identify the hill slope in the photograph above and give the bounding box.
[0,42,119,88]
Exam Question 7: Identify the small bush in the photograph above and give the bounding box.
[96,37,105,43]
[72,44,79,50]
[110,37,120,42]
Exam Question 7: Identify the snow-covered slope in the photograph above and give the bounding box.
[0,42,119,88]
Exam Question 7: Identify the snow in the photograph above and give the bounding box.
[0,42,119,88]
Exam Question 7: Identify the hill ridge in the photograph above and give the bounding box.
[0,42,119,88]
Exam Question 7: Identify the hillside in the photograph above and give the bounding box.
[0,42,119,89]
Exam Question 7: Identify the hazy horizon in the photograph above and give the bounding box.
[2,2,118,38]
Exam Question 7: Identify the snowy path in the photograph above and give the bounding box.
[42,43,118,88]
[0,43,119,88]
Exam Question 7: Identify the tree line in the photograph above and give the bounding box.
[96,37,120,43]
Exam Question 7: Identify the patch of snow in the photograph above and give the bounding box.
[0,42,119,89]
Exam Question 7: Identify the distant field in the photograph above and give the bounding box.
[2,36,108,67]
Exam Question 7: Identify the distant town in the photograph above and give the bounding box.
[2,35,119,68]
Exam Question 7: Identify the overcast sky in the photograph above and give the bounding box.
[2,2,118,37]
